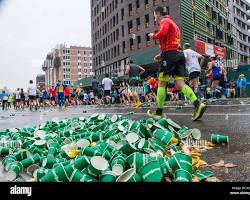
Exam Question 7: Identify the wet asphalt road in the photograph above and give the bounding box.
[0,99,250,182]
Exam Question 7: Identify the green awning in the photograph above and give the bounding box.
[129,48,160,66]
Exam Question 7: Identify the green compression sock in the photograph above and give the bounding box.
[181,85,198,104]
[157,87,166,109]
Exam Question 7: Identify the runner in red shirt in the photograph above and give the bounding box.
[147,6,206,121]
[147,76,158,94]
[64,86,70,106]
[49,86,56,106]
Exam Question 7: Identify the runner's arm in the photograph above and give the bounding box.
[199,55,205,67]
[152,20,169,40]
[139,66,145,75]
[125,65,130,75]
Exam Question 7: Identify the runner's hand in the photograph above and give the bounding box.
[148,33,154,38]
[154,54,161,62]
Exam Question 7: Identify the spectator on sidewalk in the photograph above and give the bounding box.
[102,74,114,104]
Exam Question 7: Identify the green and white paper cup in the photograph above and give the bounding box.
[138,161,163,182]
[111,155,126,176]
[20,153,41,168]
[6,162,23,181]
[116,168,141,182]
[87,156,109,178]
[100,171,116,182]
[211,134,229,144]
[175,169,192,182]
[193,170,214,181]
[153,129,174,146]
[47,142,60,158]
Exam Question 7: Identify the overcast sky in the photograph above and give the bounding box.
[0,0,91,90]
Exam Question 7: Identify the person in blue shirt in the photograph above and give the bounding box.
[55,80,66,108]
[237,74,247,98]
[42,88,50,107]
[1,91,8,111]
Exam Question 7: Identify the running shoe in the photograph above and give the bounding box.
[192,102,206,121]
[147,110,162,120]
[132,102,137,107]
[135,102,143,107]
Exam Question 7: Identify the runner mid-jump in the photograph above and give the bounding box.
[147,6,206,121]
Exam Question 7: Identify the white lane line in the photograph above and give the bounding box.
[76,104,250,110]
[68,113,250,116]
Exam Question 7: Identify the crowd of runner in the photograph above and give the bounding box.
[0,6,248,115]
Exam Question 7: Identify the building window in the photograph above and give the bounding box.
[128,20,133,33]
[121,8,124,20]
[128,3,133,16]
[145,14,150,28]
[122,41,126,53]
[137,36,141,49]
[130,38,134,50]
[146,33,151,46]
[136,17,141,30]
[145,0,149,9]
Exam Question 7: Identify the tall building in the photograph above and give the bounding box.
[229,0,250,65]
[42,44,93,87]
[91,0,240,78]
[36,74,45,90]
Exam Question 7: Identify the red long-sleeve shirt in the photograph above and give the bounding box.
[153,16,181,52]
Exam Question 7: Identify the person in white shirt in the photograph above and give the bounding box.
[14,88,21,109]
[183,43,205,100]
[27,80,38,111]
[102,74,114,104]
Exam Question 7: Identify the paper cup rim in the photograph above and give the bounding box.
[116,168,136,182]
[90,156,109,171]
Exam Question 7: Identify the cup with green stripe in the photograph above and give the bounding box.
[192,170,214,181]
[159,157,175,179]
[80,146,102,157]
[100,170,116,182]
[103,129,118,139]
[148,138,166,156]
[79,173,98,182]
[211,134,229,144]
[39,164,69,182]
[153,129,174,146]
[68,169,88,182]
[119,142,137,156]
[2,155,17,171]
[6,162,23,181]
[34,140,46,149]
[0,147,12,156]
[72,155,90,171]
[136,138,150,150]
[87,156,109,178]
[47,142,60,158]
[111,155,126,176]
[126,152,150,173]
[175,169,192,182]
[42,157,67,169]
[53,160,72,169]
[173,153,193,174]
[14,151,32,161]
[157,118,169,128]
[33,168,49,181]
[21,140,34,149]
[138,161,163,182]
[28,146,47,156]
[58,149,70,159]
[20,153,41,168]
[116,168,142,182]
